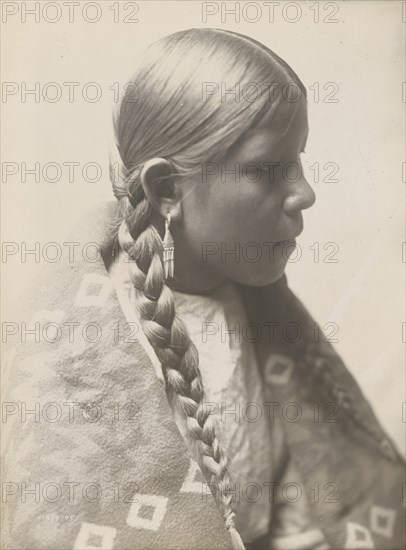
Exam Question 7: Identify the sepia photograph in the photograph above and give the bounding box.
[1,1,405,549]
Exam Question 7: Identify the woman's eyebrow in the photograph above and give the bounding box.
[242,150,282,165]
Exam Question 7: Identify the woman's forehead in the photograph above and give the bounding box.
[228,96,308,162]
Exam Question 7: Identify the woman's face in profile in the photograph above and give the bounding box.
[177,94,316,288]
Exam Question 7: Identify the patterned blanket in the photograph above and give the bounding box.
[2,201,405,550]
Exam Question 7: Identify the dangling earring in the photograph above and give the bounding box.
[162,212,174,279]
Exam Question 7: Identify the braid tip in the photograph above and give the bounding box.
[225,514,245,550]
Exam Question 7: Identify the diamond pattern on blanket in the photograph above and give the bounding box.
[127,494,169,531]
[74,522,117,549]
[370,506,396,538]
[180,459,206,493]
[74,274,113,307]
[264,353,295,385]
[344,522,375,549]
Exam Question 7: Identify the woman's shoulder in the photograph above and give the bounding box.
[1,199,233,549]
[2,198,157,438]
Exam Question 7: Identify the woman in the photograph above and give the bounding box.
[3,29,404,550]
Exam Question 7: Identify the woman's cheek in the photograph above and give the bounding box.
[202,238,289,286]
[186,178,283,276]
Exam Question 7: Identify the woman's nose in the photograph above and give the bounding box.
[283,177,316,215]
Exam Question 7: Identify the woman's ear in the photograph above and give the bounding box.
[140,158,181,219]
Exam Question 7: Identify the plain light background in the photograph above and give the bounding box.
[1,0,405,451]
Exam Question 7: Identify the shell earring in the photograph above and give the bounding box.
[162,212,174,279]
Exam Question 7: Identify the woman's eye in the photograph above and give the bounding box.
[241,161,286,185]
[243,164,266,181]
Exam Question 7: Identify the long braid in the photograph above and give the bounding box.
[116,174,245,550]
[109,28,402,550]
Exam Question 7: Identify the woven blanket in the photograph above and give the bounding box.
[2,201,404,550]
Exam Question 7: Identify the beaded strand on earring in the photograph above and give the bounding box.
[162,212,175,279]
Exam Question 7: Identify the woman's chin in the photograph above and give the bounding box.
[231,263,287,287]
